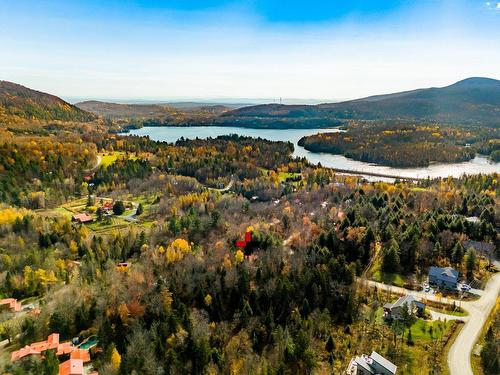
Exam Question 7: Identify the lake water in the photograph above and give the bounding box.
[123,126,499,180]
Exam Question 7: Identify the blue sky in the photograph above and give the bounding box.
[1,0,499,102]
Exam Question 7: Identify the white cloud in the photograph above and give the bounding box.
[486,1,500,9]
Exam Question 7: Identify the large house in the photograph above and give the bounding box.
[72,213,94,224]
[346,351,397,375]
[383,294,425,320]
[428,266,459,289]
[59,359,84,375]
[0,298,22,313]
[11,333,91,365]
[58,350,93,375]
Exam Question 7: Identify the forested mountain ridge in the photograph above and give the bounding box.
[0,81,95,123]
[75,100,178,119]
[224,77,500,127]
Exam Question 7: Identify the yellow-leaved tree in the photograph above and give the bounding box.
[235,250,244,263]
[166,238,191,263]
[111,346,121,370]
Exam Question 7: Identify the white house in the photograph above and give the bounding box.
[346,351,397,375]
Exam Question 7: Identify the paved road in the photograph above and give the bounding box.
[207,175,234,192]
[429,309,468,322]
[86,154,102,172]
[362,273,500,375]
[362,279,459,306]
[448,272,500,375]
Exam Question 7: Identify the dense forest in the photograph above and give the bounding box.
[0,81,498,375]
[298,123,499,167]
[0,119,498,374]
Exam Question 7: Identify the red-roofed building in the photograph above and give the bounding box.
[70,349,91,362]
[59,359,84,375]
[11,333,60,361]
[0,298,22,313]
[72,214,94,224]
[102,202,113,212]
[56,342,74,356]
[11,333,91,365]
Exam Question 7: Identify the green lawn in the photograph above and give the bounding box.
[100,152,122,167]
[278,171,301,182]
[372,270,406,287]
[86,217,129,232]
[52,207,74,218]
[259,167,302,183]
[427,306,468,317]
[409,319,454,343]
[121,209,135,217]
[99,151,138,168]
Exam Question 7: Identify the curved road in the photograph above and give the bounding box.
[448,272,500,375]
[363,273,500,375]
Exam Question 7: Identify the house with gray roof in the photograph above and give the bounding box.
[346,351,397,375]
[383,294,425,320]
[428,266,459,290]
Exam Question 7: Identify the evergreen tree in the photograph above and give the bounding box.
[113,201,126,215]
[136,203,144,216]
[382,239,400,273]
[452,242,464,265]
[465,248,477,278]
[406,328,414,346]
[42,349,59,375]
[481,326,499,373]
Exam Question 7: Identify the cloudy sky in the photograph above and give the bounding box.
[1,0,499,102]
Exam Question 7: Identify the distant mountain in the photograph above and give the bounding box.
[224,77,500,127]
[76,100,175,119]
[75,100,233,119]
[0,81,95,122]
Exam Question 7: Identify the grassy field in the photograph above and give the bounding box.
[86,216,130,232]
[395,319,459,374]
[277,171,301,182]
[99,151,138,168]
[372,270,406,287]
[427,305,468,317]
[259,168,302,183]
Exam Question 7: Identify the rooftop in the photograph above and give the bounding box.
[0,298,22,312]
[348,351,397,374]
[59,359,84,375]
[389,294,424,309]
[370,351,398,374]
[429,266,459,282]
[72,213,93,223]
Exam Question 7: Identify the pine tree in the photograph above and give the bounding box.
[42,349,59,375]
[481,326,499,373]
[113,201,126,215]
[406,328,414,346]
[136,203,144,216]
[465,248,477,278]
[452,242,464,265]
[382,239,400,273]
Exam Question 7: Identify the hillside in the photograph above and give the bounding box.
[75,100,234,126]
[224,77,500,127]
[75,100,176,119]
[0,81,95,123]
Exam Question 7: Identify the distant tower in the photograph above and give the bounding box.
[279,97,282,104]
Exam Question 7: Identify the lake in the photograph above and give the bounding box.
[123,126,499,180]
